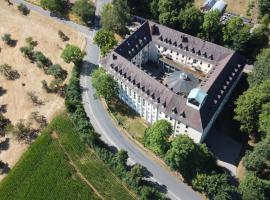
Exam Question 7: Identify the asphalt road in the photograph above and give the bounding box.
[9,1,202,199]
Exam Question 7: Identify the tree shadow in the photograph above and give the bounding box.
[9,39,18,47]
[0,138,10,151]
[0,161,10,175]
[0,105,7,114]
[0,87,7,96]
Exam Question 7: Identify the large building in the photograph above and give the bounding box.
[100,17,246,143]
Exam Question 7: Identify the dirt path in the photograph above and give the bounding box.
[53,134,105,200]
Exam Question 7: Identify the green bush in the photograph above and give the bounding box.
[17,3,30,15]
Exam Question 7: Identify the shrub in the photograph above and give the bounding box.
[33,51,51,69]
[18,3,30,15]
[0,64,20,80]
[47,64,67,81]
[1,34,12,46]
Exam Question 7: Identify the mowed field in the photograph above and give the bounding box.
[194,0,249,17]
[0,113,136,200]
[0,1,85,176]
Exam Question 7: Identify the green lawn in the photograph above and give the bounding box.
[0,113,136,200]
[108,99,148,140]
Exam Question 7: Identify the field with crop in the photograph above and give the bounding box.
[0,113,136,200]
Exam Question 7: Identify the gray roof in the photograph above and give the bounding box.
[164,71,199,95]
[100,18,246,133]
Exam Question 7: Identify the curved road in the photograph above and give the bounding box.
[10,1,202,199]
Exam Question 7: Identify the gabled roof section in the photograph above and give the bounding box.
[149,21,234,64]
[114,21,152,60]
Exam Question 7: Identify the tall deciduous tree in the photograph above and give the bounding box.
[94,29,117,56]
[165,135,216,181]
[143,119,172,156]
[40,0,68,15]
[222,17,251,52]
[92,68,119,102]
[199,10,222,44]
[192,172,236,200]
[239,173,270,200]
[158,0,192,28]
[258,0,270,17]
[61,44,86,64]
[259,103,270,135]
[234,79,270,140]
[178,5,203,36]
[243,136,270,179]
[72,0,95,26]
[101,0,131,35]
[248,48,270,87]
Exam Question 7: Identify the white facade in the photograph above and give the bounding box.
[115,76,204,143]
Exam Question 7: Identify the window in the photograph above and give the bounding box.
[133,91,136,99]
[129,89,132,96]
[143,99,145,106]
[138,96,141,103]
[208,64,210,68]
[182,55,184,58]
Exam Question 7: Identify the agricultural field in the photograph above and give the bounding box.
[194,0,250,17]
[0,1,85,180]
[0,113,136,200]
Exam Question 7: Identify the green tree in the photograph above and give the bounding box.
[127,0,151,17]
[199,10,222,43]
[243,136,270,179]
[165,135,216,181]
[61,44,86,64]
[101,0,131,35]
[259,103,270,135]
[248,49,270,87]
[234,79,270,140]
[192,172,236,200]
[94,29,117,56]
[143,119,172,156]
[150,0,159,20]
[92,68,119,102]
[239,173,270,200]
[222,17,251,52]
[72,0,95,26]
[258,0,270,17]
[40,0,68,15]
[178,5,203,35]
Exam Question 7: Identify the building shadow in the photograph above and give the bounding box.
[204,75,250,167]
[0,138,10,151]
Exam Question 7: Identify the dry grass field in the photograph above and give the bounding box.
[195,0,250,17]
[0,1,85,180]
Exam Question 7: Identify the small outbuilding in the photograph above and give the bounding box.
[210,0,227,13]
